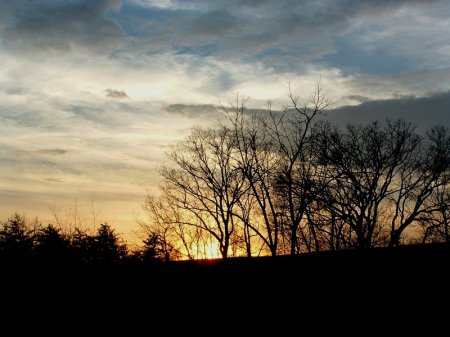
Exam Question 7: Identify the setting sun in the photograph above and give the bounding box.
[203,242,221,259]
[187,241,221,260]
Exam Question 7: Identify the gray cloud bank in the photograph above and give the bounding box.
[0,0,124,54]
[165,104,220,117]
[325,91,450,131]
[165,91,450,132]
[138,0,445,67]
[0,0,448,80]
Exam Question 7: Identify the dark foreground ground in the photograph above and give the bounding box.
[3,243,449,288]
[1,244,449,329]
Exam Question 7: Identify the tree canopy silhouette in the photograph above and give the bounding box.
[144,86,450,258]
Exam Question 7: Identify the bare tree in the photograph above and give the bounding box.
[140,195,182,261]
[225,98,282,256]
[316,120,423,248]
[157,126,248,259]
[418,179,450,244]
[388,126,450,246]
[266,83,330,254]
[229,191,263,257]
[223,85,330,255]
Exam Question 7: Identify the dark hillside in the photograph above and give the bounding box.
[3,243,449,286]
[2,243,448,325]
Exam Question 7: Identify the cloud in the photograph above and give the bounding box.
[1,0,125,54]
[342,95,370,103]
[45,178,64,183]
[165,104,220,117]
[128,0,198,10]
[37,149,69,156]
[105,89,130,99]
[323,1,450,77]
[1,0,449,102]
[324,91,450,132]
[132,0,446,69]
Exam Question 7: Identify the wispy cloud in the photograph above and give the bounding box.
[45,178,64,183]
[37,149,69,156]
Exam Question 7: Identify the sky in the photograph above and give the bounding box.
[1,0,450,239]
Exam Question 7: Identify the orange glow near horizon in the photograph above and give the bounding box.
[187,240,222,260]
[204,241,221,259]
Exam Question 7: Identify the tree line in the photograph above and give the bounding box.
[0,213,172,265]
[143,85,450,259]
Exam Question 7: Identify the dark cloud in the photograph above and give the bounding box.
[165,104,220,117]
[105,89,129,99]
[191,10,237,37]
[37,149,68,156]
[325,91,450,132]
[1,0,124,54]
[139,0,442,67]
[1,0,443,74]
[165,103,271,120]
